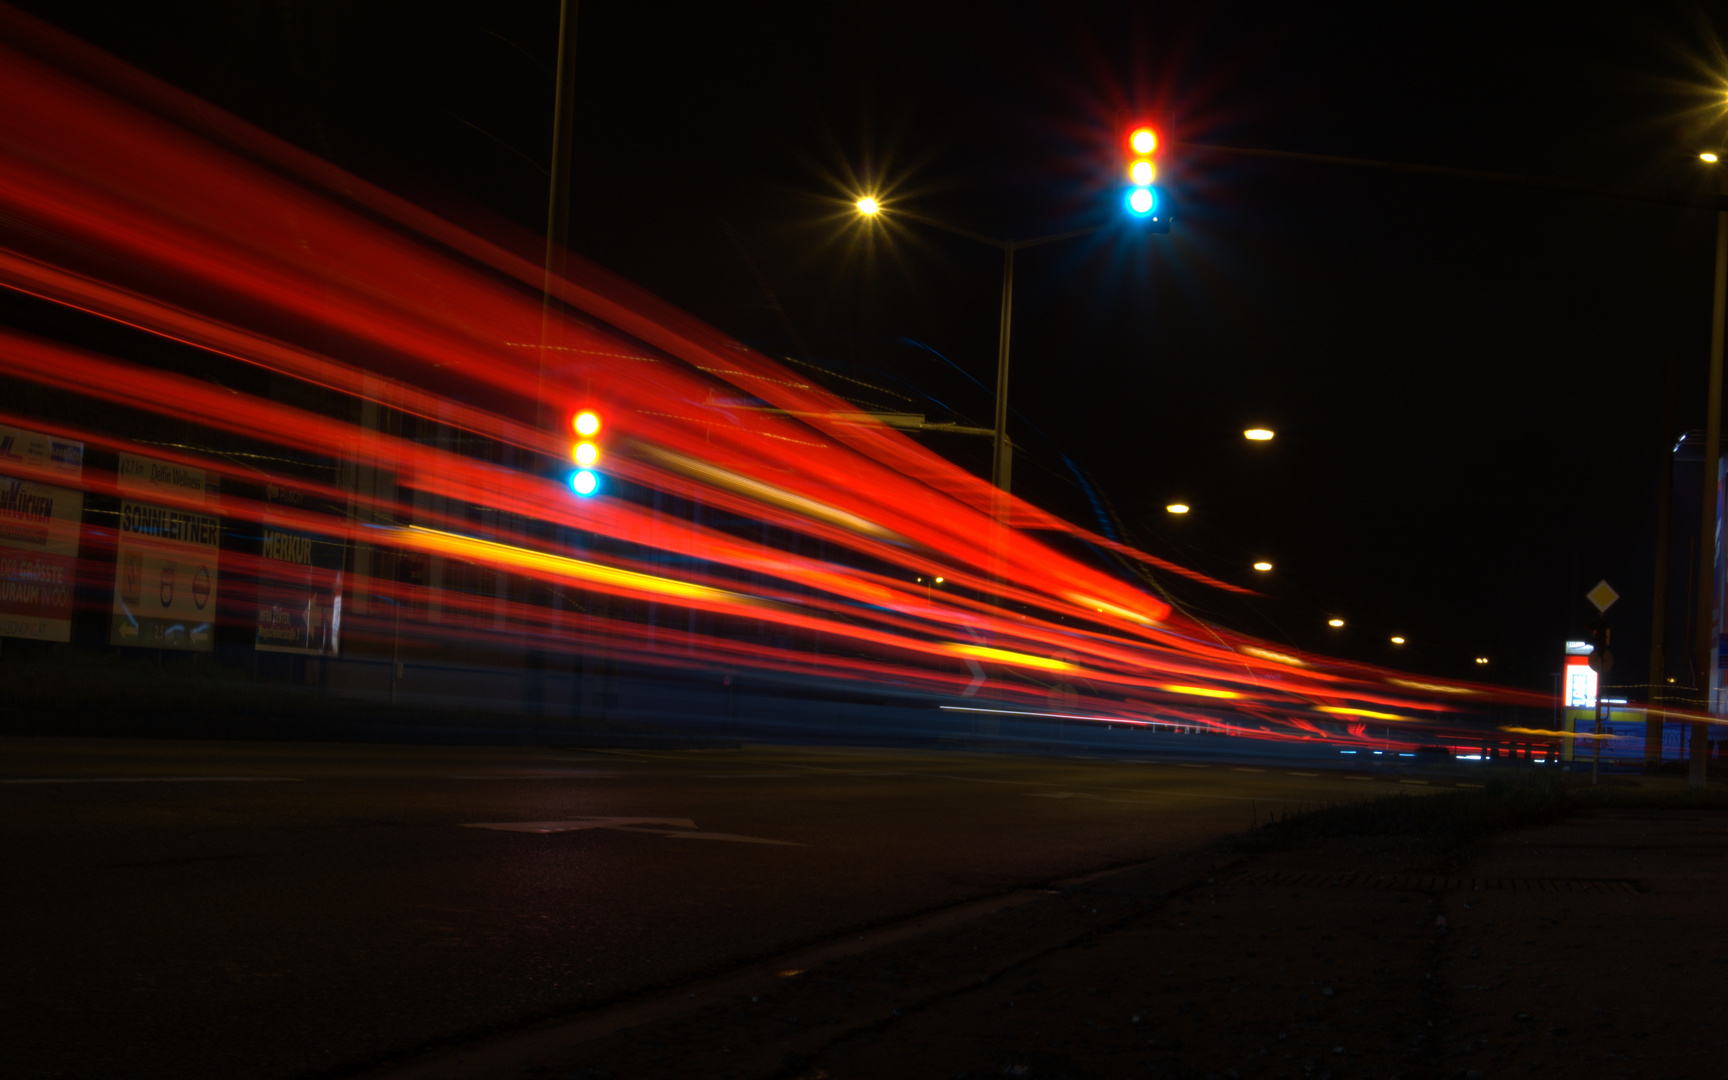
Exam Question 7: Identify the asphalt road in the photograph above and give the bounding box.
[0,735,1432,1079]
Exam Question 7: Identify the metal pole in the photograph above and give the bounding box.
[1648,359,1675,770]
[1592,693,1605,786]
[991,241,1016,496]
[1693,188,1727,790]
[545,0,579,289]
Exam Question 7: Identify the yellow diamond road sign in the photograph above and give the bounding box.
[1586,579,1619,614]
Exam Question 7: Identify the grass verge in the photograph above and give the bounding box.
[1239,773,1728,851]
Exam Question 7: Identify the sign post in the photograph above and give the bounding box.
[1587,581,1620,784]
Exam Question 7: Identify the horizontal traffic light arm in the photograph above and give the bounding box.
[1177,141,1728,213]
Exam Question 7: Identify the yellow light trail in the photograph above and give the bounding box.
[1387,678,1476,695]
[1501,726,1619,741]
[1161,684,1243,699]
[400,526,743,606]
[943,643,1076,672]
[1317,706,1408,721]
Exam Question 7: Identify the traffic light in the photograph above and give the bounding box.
[569,408,602,497]
[1123,119,1170,233]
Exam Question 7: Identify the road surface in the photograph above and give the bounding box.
[0,735,1434,1078]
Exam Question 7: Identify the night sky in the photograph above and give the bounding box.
[16,0,1728,699]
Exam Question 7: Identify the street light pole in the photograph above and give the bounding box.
[1693,158,1727,790]
[857,206,1102,498]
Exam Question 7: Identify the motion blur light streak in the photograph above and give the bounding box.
[942,644,1077,673]
[1316,706,1408,722]
[0,6,1554,752]
[1160,685,1243,700]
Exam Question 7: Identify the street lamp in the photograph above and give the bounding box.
[1390,636,1406,645]
[856,196,881,216]
[1328,618,1344,628]
[1252,560,1272,571]
[1243,428,1275,441]
[1691,149,1728,788]
[1166,503,1190,514]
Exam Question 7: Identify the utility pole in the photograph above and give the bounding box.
[1692,165,1727,790]
[991,241,1015,494]
[545,0,579,297]
[532,0,579,719]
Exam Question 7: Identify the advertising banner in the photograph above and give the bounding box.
[0,423,85,641]
[255,484,342,655]
[111,454,219,650]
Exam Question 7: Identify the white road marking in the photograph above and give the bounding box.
[462,817,803,846]
[444,771,623,780]
[463,817,698,833]
[0,776,301,784]
[655,830,804,846]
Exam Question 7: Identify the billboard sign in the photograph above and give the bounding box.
[111,454,218,650]
[1563,641,1597,709]
[255,484,342,655]
[0,423,84,641]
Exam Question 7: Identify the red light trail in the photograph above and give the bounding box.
[0,4,1563,754]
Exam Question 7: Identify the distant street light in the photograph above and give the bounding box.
[1253,561,1272,571]
[1704,152,1721,163]
[1474,657,1489,665]
[1328,618,1344,628]
[1243,428,1275,441]
[856,196,881,215]
[1165,503,1190,514]
[1390,636,1406,644]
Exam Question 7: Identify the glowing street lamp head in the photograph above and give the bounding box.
[1253,561,1273,572]
[1475,656,1489,665]
[573,410,600,437]
[856,196,881,216]
[1243,428,1274,441]
[1165,502,1190,514]
[1390,636,1406,645]
[1704,152,1722,163]
[1328,618,1345,628]
[1130,127,1157,154]
[570,469,598,497]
